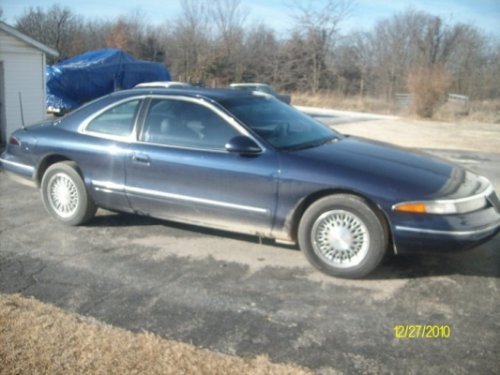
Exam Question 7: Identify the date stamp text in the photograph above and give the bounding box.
[393,324,451,339]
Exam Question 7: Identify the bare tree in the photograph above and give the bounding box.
[78,19,114,52]
[363,7,498,103]
[276,32,309,91]
[207,0,248,84]
[352,32,374,97]
[291,0,353,93]
[106,19,136,52]
[140,24,167,62]
[241,24,280,84]
[166,0,211,82]
[446,25,489,98]
[105,10,150,58]
[478,38,500,99]
[413,16,469,68]
[369,8,425,100]
[16,5,83,62]
[210,0,247,54]
[335,31,374,96]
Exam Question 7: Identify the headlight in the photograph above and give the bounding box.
[393,180,494,215]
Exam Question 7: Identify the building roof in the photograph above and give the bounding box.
[0,21,59,57]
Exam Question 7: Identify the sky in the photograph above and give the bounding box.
[1,0,499,36]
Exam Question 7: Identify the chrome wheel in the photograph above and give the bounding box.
[311,209,370,268]
[47,172,79,218]
[41,162,97,225]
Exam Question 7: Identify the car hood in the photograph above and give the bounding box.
[288,136,478,201]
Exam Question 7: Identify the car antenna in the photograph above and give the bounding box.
[18,92,26,130]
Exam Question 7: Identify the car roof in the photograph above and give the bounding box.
[111,87,267,102]
[230,83,268,87]
[135,81,191,88]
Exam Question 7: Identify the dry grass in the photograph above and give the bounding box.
[0,293,312,375]
[291,91,393,114]
[292,91,500,124]
[434,98,500,124]
[407,66,450,118]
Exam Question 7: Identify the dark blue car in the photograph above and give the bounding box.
[1,88,499,278]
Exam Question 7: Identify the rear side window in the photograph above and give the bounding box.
[86,100,140,137]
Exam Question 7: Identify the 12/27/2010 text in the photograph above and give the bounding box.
[394,324,451,339]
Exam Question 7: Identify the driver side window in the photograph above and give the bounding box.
[141,99,239,150]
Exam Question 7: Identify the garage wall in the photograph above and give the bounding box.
[0,29,47,142]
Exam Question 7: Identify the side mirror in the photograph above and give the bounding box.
[225,136,262,155]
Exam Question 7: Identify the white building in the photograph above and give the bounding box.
[0,21,58,144]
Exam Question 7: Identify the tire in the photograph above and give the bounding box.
[298,194,388,279]
[41,161,97,225]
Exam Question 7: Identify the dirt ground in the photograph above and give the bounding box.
[297,105,500,153]
[337,117,500,153]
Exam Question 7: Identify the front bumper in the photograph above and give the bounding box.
[391,204,500,253]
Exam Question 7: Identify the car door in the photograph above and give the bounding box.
[77,98,143,212]
[124,97,279,236]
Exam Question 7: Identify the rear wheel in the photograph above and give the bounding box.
[298,194,388,278]
[41,161,97,225]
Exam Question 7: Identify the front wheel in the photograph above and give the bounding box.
[41,161,97,225]
[298,194,388,278]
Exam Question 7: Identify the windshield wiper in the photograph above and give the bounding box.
[281,136,338,151]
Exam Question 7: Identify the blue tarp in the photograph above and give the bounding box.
[46,48,171,112]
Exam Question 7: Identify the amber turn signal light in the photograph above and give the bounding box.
[392,202,427,213]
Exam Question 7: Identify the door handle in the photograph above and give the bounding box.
[132,153,150,165]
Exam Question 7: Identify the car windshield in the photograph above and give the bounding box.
[221,96,339,150]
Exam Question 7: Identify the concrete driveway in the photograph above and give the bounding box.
[1,115,499,374]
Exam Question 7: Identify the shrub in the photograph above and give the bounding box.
[407,66,450,118]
